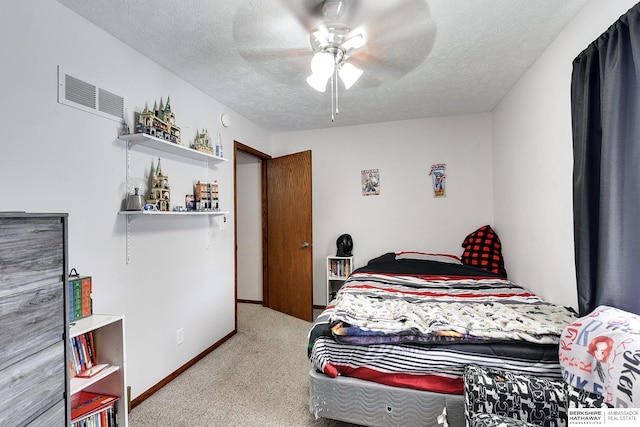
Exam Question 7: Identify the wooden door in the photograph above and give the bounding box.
[266,150,313,321]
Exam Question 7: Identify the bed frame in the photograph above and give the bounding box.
[309,369,466,427]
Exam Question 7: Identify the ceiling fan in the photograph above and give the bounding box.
[234,0,436,122]
[304,1,365,89]
[303,1,366,120]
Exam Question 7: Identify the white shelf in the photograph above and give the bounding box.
[119,132,227,163]
[118,210,228,217]
[70,314,123,336]
[70,365,120,395]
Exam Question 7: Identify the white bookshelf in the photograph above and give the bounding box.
[326,256,354,305]
[69,314,127,427]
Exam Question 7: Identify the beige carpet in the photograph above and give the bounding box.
[128,303,358,427]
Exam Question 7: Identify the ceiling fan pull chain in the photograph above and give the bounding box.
[331,70,336,122]
[335,66,339,117]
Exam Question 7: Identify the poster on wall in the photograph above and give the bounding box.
[429,163,447,198]
[361,169,380,196]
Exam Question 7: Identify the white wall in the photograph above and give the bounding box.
[236,151,263,301]
[272,114,495,305]
[0,1,270,400]
[492,0,638,309]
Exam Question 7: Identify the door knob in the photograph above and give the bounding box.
[300,242,310,248]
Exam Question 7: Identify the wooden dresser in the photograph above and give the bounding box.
[0,213,69,426]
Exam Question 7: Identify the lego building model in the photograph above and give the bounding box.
[191,129,213,155]
[135,97,181,144]
[195,181,219,211]
[147,158,171,211]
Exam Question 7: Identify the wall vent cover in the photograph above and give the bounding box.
[57,66,124,122]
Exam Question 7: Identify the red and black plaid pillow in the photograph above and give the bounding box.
[461,225,507,277]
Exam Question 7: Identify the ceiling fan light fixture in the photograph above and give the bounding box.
[338,62,363,89]
[307,72,330,92]
[310,52,335,78]
[305,1,368,121]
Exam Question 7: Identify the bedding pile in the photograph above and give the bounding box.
[308,252,578,394]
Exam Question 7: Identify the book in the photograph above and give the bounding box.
[79,334,93,369]
[68,281,75,323]
[68,338,79,377]
[84,332,96,365]
[71,391,119,422]
[69,338,82,376]
[72,278,82,321]
[81,277,92,317]
[76,363,109,378]
[72,336,84,371]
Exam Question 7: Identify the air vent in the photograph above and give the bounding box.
[57,66,124,122]
[98,87,125,119]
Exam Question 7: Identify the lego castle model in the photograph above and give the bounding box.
[147,158,170,212]
[135,97,181,145]
[191,129,213,155]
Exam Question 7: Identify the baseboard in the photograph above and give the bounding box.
[237,299,263,304]
[130,329,237,410]
[240,300,323,311]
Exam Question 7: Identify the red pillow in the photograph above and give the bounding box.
[461,225,507,277]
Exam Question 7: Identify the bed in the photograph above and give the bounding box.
[308,250,578,427]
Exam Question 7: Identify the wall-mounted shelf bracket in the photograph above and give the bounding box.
[119,211,228,262]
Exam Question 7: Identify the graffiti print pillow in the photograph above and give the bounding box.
[566,384,612,408]
[463,364,567,427]
[471,413,537,427]
[559,305,640,407]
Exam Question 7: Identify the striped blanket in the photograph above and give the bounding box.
[330,272,576,345]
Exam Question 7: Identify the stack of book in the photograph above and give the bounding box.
[71,391,119,427]
[328,259,351,278]
[69,331,108,378]
[69,275,92,321]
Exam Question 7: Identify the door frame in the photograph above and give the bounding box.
[234,141,271,324]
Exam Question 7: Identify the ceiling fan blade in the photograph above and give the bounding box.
[349,1,430,33]
[345,0,436,85]
[232,3,312,82]
[278,0,362,33]
[277,0,326,33]
[342,33,365,52]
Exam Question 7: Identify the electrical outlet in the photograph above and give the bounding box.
[176,328,184,345]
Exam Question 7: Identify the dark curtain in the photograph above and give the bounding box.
[571,3,640,316]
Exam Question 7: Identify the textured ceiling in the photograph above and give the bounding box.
[56,0,589,133]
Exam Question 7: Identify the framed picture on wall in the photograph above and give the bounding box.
[429,163,446,198]
[361,169,380,196]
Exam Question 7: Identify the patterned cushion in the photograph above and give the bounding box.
[565,384,612,408]
[464,365,567,427]
[472,413,537,427]
[461,225,507,277]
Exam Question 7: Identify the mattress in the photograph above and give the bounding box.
[309,368,466,427]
